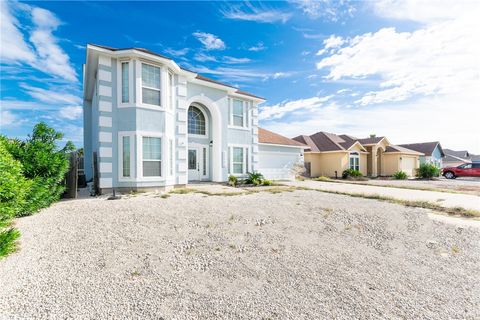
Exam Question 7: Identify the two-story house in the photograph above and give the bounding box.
[83,44,306,192]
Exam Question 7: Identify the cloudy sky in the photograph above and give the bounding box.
[1,0,479,152]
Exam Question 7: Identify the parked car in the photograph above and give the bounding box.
[442,163,480,179]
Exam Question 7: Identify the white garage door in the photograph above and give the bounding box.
[401,156,417,176]
[258,145,303,180]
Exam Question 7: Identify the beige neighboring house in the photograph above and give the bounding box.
[293,132,423,178]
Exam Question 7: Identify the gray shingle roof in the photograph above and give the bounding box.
[398,142,444,156]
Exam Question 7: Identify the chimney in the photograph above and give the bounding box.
[370,134,376,138]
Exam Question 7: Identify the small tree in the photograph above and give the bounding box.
[4,123,75,215]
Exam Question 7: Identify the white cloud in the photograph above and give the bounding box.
[262,94,480,153]
[193,53,218,62]
[192,32,226,50]
[0,2,77,82]
[0,1,36,63]
[317,4,480,105]
[259,96,332,120]
[21,84,82,105]
[248,42,266,52]
[316,35,345,55]
[164,47,189,56]
[222,4,291,23]
[290,0,356,22]
[1,111,17,127]
[59,106,82,120]
[223,56,252,64]
[192,65,292,83]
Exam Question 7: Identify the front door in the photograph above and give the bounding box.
[188,148,201,181]
[188,144,209,181]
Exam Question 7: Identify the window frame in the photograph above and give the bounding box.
[118,132,135,181]
[229,98,249,130]
[140,61,162,107]
[136,132,164,181]
[188,104,209,138]
[228,144,250,176]
[349,152,360,171]
[117,59,134,107]
[141,136,162,178]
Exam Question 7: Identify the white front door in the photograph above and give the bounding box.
[188,144,209,181]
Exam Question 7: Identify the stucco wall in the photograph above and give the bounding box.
[306,152,347,178]
[383,154,400,176]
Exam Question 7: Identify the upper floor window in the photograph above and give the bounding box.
[167,72,174,110]
[188,106,206,135]
[231,99,246,127]
[121,62,129,103]
[142,63,161,106]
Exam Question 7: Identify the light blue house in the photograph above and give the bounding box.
[83,44,306,192]
[398,142,445,168]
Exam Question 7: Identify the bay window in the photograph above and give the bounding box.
[142,137,162,177]
[141,63,161,106]
[122,136,131,177]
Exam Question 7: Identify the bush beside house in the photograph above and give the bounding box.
[0,123,74,258]
[416,163,441,179]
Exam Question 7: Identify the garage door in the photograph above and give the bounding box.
[401,156,416,176]
[257,146,303,180]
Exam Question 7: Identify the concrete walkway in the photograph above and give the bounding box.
[286,180,480,211]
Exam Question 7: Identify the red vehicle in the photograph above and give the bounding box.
[442,163,480,179]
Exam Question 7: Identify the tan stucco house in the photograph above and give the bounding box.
[293,132,423,178]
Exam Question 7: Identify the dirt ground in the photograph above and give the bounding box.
[1,189,479,319]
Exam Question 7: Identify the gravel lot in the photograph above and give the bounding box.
[1,189,479,319]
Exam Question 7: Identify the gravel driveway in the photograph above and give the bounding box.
[1,190,479,319]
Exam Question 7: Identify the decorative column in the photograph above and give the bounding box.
[176,75,188,185]
[251,102,259,172]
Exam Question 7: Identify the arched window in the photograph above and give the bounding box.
[188,105,206,135]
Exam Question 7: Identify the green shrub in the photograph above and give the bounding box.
[3,123,74,216]
[416,163,440,179]
[228,175,238,187]
[342,169,363,179]
[262,179,272,186]
[393,171,408,180]
[245,171,264,185]
[0,140,30,258]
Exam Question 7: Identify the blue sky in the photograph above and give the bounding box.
[1,0,479,152]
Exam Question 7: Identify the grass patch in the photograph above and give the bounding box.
[0,228,20,259]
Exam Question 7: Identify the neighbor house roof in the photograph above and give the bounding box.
[292,132,365,152]
[384,145,424,155]
[443,149,470,159]
[259,128,307,147]
[398,142,444,157]
[87,44,265,100]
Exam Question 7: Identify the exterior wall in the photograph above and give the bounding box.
[383,154,400,176]
[383,154,420,176]
[421,147,443,167]
[305,152,348,178]
[360,153,368,175]
[257,144,304,180]
[84,51,263,192]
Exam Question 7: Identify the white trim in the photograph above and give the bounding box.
[98,85,112,97]
[99,116,112,128]
[118,132,136,181]
[185,95,223,182]
[98,55,111,67]
[99,147,112,158]
[99,131,112,143]
[98,100,112,112]
[99,162,112,173]
[99,177,113,188]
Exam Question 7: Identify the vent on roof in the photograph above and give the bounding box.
[370,134,376,138]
